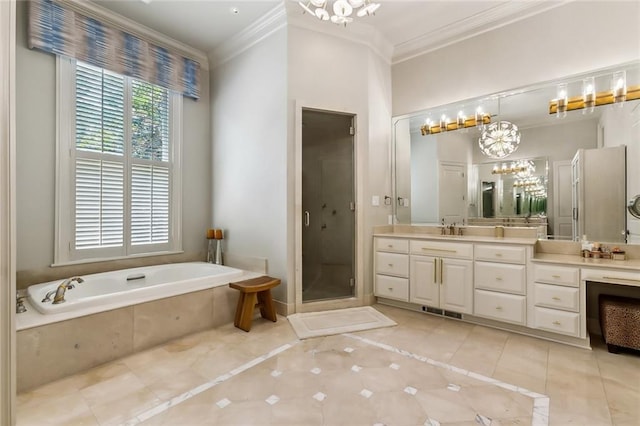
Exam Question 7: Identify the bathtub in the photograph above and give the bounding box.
[27,262,244,316]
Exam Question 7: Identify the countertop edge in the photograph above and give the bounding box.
[531,254,640,272]
[373,233,538,245]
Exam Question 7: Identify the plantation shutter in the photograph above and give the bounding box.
[75,62,125,249]
[130,80,171,245]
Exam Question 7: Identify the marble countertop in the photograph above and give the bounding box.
[373,232,538,245]
[532,253,640,272]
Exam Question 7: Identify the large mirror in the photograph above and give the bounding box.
[393,62,640,244]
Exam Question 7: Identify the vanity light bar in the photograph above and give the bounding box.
[420,114,491,136]
[548,84,640,114]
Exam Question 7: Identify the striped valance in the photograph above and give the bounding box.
[28,0,200,99]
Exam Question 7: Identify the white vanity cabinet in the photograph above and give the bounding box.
[473,245,528,325]
[409,240,473,314]
[374,238,409,302]
[531,264,581,337]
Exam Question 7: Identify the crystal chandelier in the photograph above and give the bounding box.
[298,0,381,25]
[478,121,521,159]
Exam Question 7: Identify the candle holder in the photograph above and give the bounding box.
[214,229,224,265]
[206,228,215,263]
[215,240,223,265]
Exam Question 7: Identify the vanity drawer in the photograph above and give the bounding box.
[375,252,409,277]
[375,275,409,301]
[533,306,580,337]
[474,262,526,294]
[375,237,409,254]
[474,289,526,325]
[474,244,527,264]
[533,283,579,312]
[532,264,579,287]
[410,240,473,259]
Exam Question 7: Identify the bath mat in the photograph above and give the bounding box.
[287,306,396,339]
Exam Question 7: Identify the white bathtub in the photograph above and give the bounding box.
[27,262,244,315]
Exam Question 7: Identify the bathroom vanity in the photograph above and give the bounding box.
[374,226,640,348]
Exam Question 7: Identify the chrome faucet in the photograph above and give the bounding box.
[42,276,84,304]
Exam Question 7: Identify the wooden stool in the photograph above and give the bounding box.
[229,276,280,332]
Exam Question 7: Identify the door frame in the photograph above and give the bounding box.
[553,160,573,239]
[294,101,363,313]
[0,0,16,423]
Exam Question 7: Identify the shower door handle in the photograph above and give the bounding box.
[304,211,310,227]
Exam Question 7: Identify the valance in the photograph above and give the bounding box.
[28,0,200,99]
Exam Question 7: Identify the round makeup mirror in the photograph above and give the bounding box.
[628,195,640,219]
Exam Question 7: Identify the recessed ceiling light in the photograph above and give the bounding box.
[230,7,240,15]
[140,0,152,4]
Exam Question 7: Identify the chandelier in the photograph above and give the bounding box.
[478,120,521,159]
[298,0,381,25]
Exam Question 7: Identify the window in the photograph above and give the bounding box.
[56,58,182,264]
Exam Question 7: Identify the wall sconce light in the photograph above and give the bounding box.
[420,112,491,136]
[549,71,639,115]
[491,159,535,176]
[612,70,626,106]
[556,83,568,119]
[440,115,448,132]
[475,107,484,129]
[582,77,595,114]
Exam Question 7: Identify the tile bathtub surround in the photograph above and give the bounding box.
[17,285,246,392]
[16,304,640,425]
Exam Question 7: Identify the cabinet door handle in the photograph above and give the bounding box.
[495,253,503,257]
[495,277,503,281]
[495,306,503,311]
[433,258,437,284]
[387,244,394,248]
[552,274,561,279]
[552,296,561,301]
[440,258,444,285]
[388,263,393,267]
[388,287,393,292]
[422,247,456,253]
[553,320,561,326]
[304,211,310,227]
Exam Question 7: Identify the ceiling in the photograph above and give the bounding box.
[90,0,568,61]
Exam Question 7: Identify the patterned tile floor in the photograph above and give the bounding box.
[16,304,640,425]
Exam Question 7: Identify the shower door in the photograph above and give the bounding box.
[301,109,355,303]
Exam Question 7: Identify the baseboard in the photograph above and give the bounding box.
[274,299,294,316]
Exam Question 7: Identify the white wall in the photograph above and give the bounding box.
[393,1,640,116]
[288,26,392,303]
[15,1,212,278]
[210,27,288,302]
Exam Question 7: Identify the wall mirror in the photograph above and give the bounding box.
[393,62,640,245]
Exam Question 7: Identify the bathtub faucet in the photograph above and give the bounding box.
[45,276,84,304]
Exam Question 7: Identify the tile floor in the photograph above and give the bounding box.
[16,304,640,425]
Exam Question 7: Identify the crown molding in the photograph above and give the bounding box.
[208,3,288,68]
[392,0,573,65]
[58,0,209,70]
[286,3,393,65]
